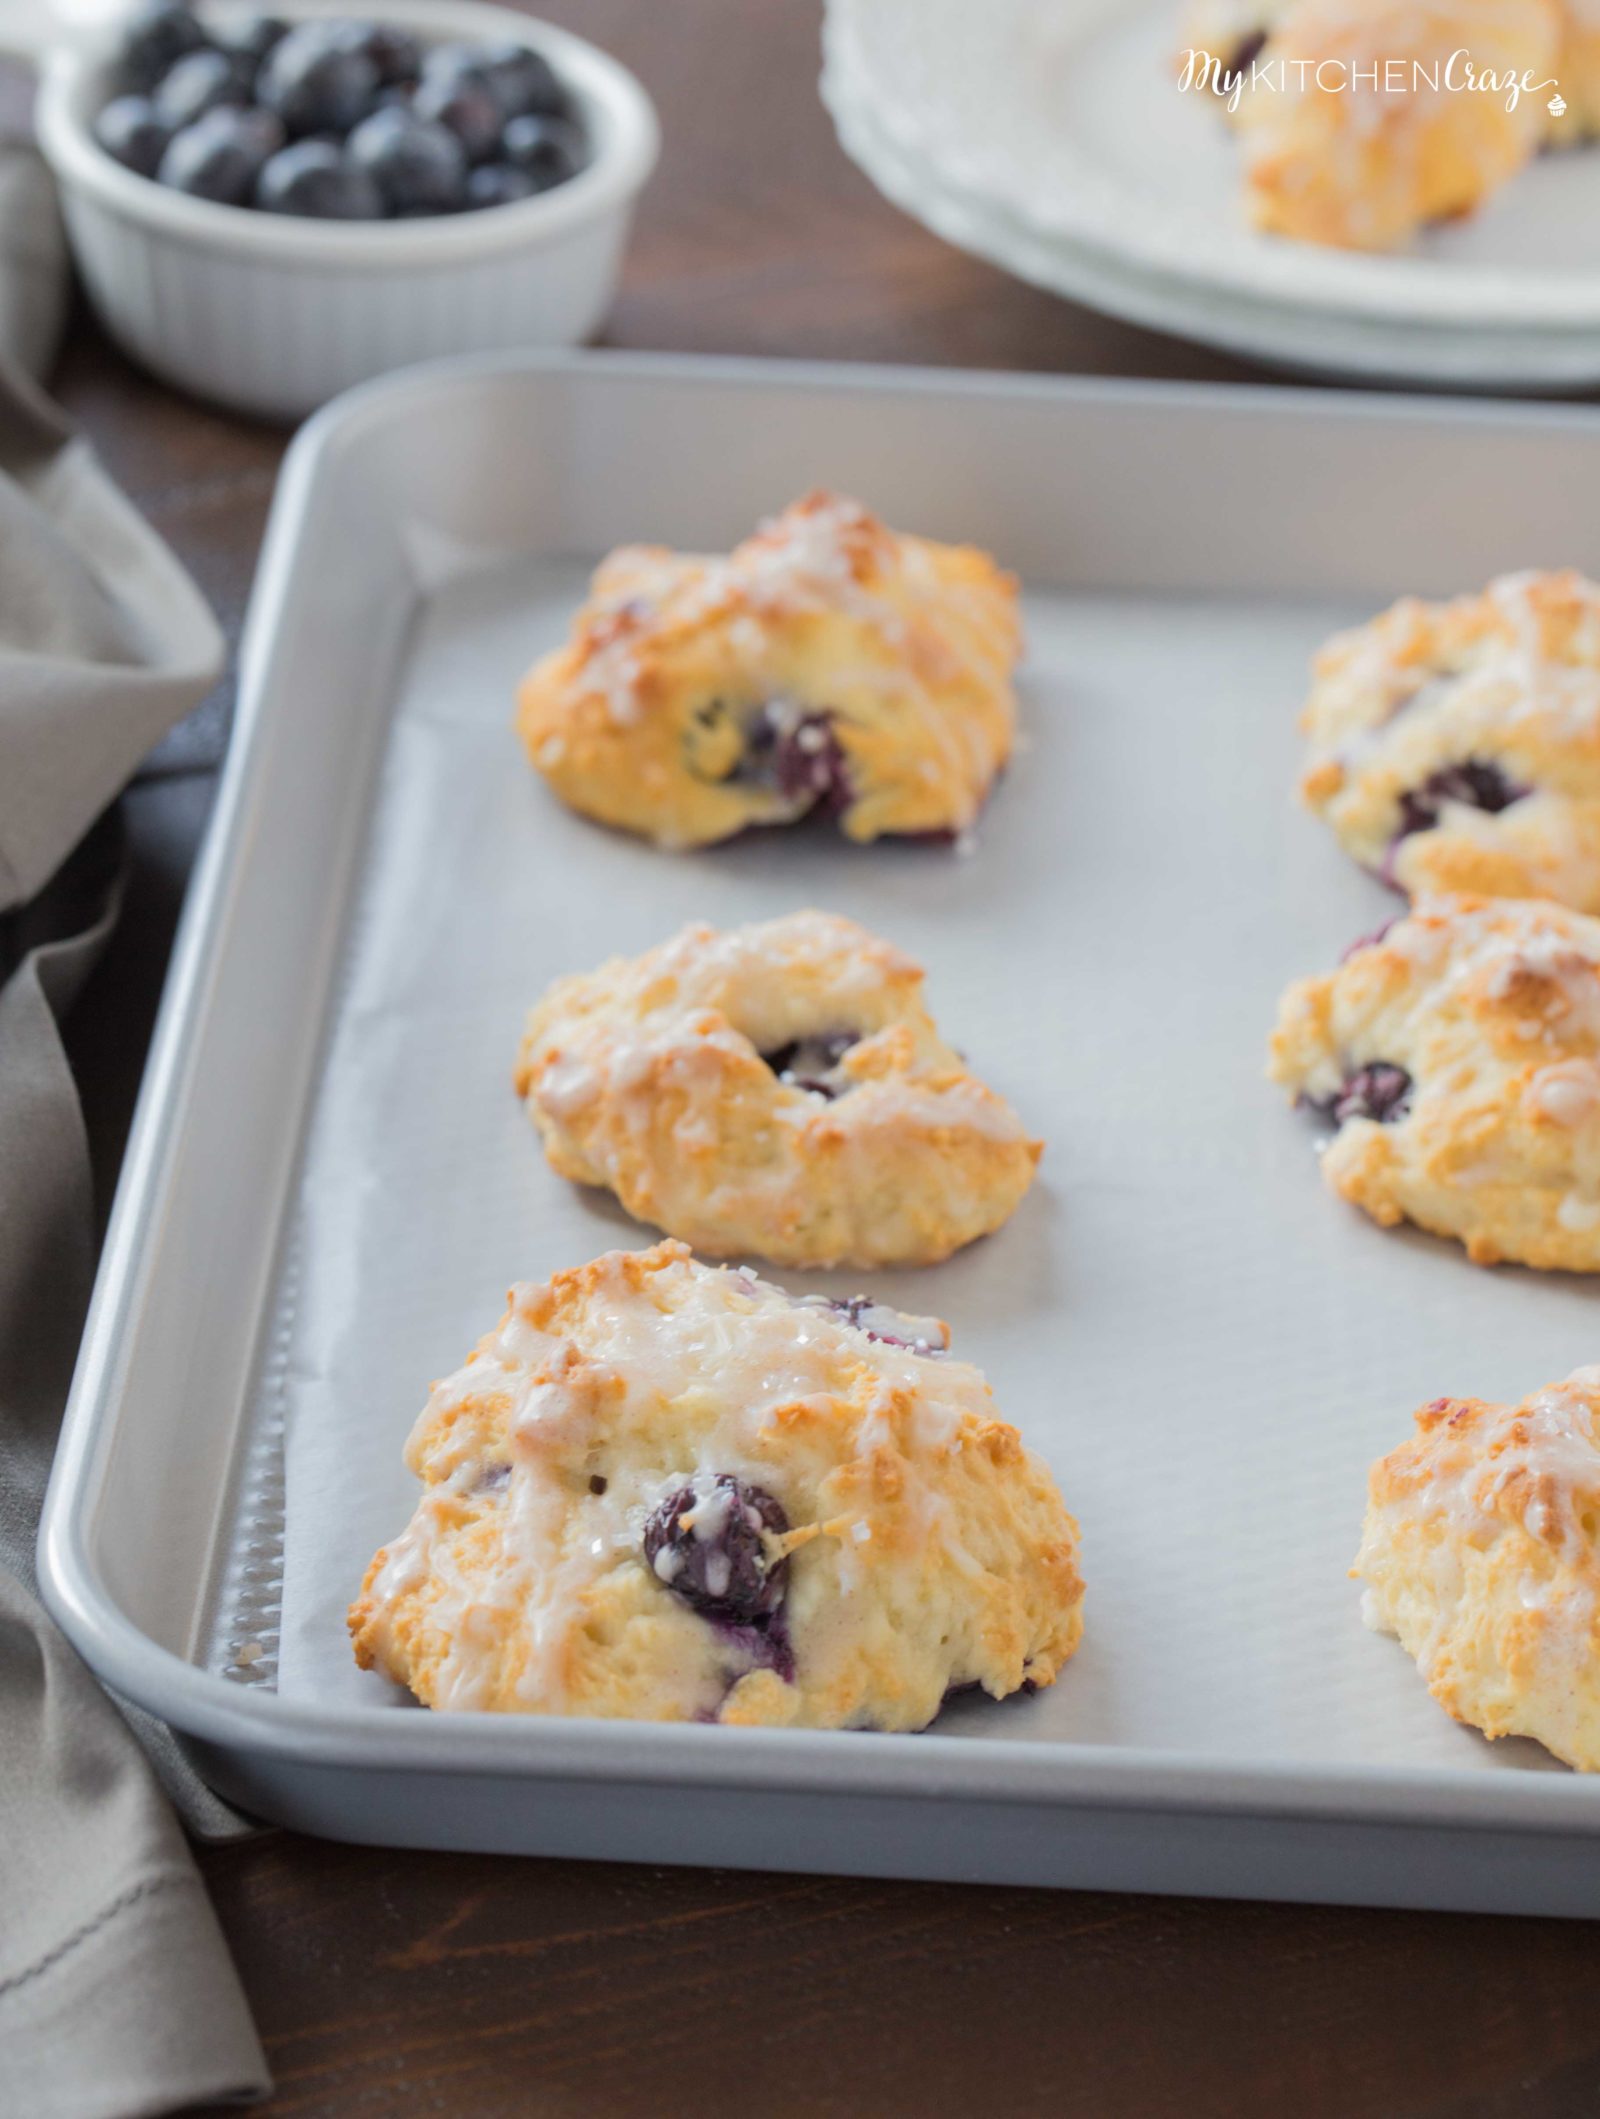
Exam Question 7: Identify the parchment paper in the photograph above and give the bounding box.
[269,563,1598,1773]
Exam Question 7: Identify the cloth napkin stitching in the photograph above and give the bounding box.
[0,1873,195,2002]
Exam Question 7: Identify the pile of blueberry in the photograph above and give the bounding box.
[93,2,589,218]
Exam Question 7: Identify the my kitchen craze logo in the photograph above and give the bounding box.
[1179,44,1564,117]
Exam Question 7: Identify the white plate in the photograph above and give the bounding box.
[38,353,1600,1912]
[822,0,1600,388]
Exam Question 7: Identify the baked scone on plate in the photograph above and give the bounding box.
[1269,894,1600,1270]
[515,492,1020,849]
[349,1242,1085,1729]
[1185,0,1595,146]
[516,910,1041,1270]
[1300,571,1600,910]
[1356,1368,1600,1770]
[1230,0,1558,250]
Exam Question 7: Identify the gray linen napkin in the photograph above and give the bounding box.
[0,137,270,2116]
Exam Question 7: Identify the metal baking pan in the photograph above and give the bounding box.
[40,351,1600,1914]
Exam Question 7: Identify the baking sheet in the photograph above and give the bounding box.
[267,554,1597,1774]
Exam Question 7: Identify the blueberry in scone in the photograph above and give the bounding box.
[514,492,1021,848]
[1180,1,1585,235]
[515,910,1042,1270]
[1225,0,1556,251]
[349,1242,1085,1729]
[1356,1366,1600,1769]
[1300,571,1600,909]
[1270,894,1600,1270]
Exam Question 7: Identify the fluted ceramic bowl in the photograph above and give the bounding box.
[31,0,659,419]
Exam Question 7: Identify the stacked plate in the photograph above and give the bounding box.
[821,0,1600,389]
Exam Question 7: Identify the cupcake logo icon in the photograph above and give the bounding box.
[1550,90,1569,116]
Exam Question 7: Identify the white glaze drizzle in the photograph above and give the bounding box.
[527,914,1031,1182]
[1360,1372,1600,1754]
[362,1249,999,1717]
[569,499,1013,830]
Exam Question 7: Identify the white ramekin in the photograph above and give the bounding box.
[33,0,660,421]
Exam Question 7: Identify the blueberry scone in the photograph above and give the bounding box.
[349,1242,1085,1728]
[1356,1368,1600,1769]
[1300,571,1600,909]
[516,911,1041,1270]
[515,492,1020,848]
[1179,0,1571,120]
[1269,894,1600,1270]
[1229,0,1557,250]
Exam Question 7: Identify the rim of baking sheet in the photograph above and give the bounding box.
[39,348,1600,1839]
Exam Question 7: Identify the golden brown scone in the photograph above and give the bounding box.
[1299,571,1600,911]
[1269,894,1600,1270]
[1230,0,1558,250]
[515,911,1041,1270]
[515,492,1020,849]
[1185,0,1591,146]
[1356,1367,1600,1769]
[349,1241,1085,1729]
[1296,572,1600,911]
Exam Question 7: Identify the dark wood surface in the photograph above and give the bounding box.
[47,3,1600,2112]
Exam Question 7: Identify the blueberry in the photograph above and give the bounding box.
[418,40,493,91]
[1339,916,1400,963]
[210,14,289,75]
[811,1295,950,1355]
[714,1608,795,1685]
[255,138,384,218]
[1309,1063,1414,1128]
[1382,758,1530,886]
[116,2,208,96]
[642,1476,789,1625]
[500,111,587,191]
[470,39,568,120]
[93,94,172,177]
[346,105,467,214]
[1337,1063,1413,1125]
[413,71,503,162]
[727,701,851,813]
[465,160,539,209]
[1227,27,1268,76]
[153,48,248,130]
[760,1030,858,1098]
[158,104,283,204]
[1396,759,1528,839]
[335,21,422,86]
[257,23,381,135]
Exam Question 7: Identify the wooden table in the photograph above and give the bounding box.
[51,4,1600,2112]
